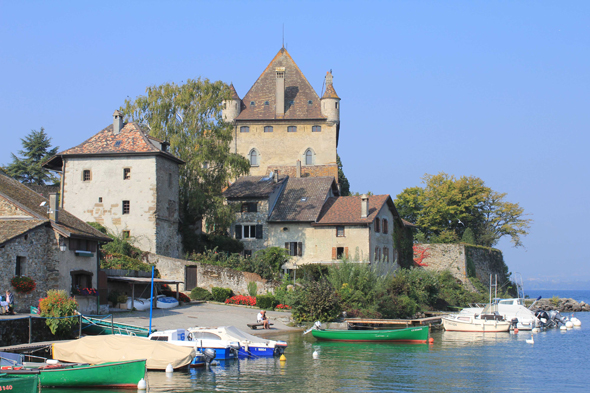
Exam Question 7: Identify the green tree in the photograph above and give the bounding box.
[395,172,531,247]
[122,79,250,236]
[337,154,350,196]
[5,128,59,185]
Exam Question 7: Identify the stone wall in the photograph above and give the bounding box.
[417,243,509,291]
[0,317,77,347]
[147,253,277,295]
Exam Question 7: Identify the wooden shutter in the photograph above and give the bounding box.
[297,242,302,256]
[255,224,263,239]
[345,247,349,258]
[332,247,337,260]
[235,225,242,239]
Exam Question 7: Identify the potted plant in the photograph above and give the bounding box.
[11,276,36,294]
[117,294,129,309]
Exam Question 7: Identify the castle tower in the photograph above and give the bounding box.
[222,83,241,123]
[320,71,340,124]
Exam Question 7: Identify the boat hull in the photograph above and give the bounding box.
[82,315,154,337]
[442,316,510,332]
[0,374,38,393]
[311,326,429,343]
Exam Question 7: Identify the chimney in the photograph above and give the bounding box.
[49,193,59,222]
[274,170,279,183]
[275,67,285,117]
[296,160,301,178]
[361,194,369,218]
[113,110,123,135]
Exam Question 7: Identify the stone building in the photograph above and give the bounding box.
[0,171,111,312]
[224,175,403,268]
[44,111,184,258]
[223,47,341,180]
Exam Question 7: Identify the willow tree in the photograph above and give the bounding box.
[122,79,250,234]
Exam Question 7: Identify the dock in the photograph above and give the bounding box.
[0,340,68,354]
[345,316,443,328]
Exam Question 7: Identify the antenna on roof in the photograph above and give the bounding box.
[282,24,284,49]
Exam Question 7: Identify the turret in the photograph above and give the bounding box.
[222,83,241,123]
[320,71,340,123]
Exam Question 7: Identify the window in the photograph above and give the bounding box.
[375,247,381,262]
[382,219,389,234]
[243,225,256,239]
[375,218,380,233]
[264,126,273,133]
[98,197,102,203]
[249,149,259,166]
[122,231,130,239]
[69,239,97,252]
[244,250,252,257]
[122,200,130,214]
[83,170,91,181]
[312,126,321,132]
[241,202,258,213]
[308,100,313,105]
[336,247,344,259]
[336,226,345,237]
[285,242,302,257]
[288,100,294,107]
[335,102,339,109]
[235,224,263,240]
[240,126,250,133]
[305,149,314,165]
[114,140,122,147]
[123,168,130,180]
[15,256,25,276]
[250,101,255,107]
[287,126,297,133]
[383,247,390,262]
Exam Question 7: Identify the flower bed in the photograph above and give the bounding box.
[276,304,291,310]
[11,276,36,294]
[225,295,256,306]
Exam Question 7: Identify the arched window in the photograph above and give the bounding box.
[249,149,259,167]
[382,219,388,234]
[305,149,314,165]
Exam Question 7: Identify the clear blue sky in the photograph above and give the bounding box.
[2,1,588,288]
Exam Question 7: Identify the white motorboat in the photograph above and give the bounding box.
[148,329,237,361]
[126,297,151,311]
[187,326,287,357]
[442,311,511,332]
[459,298,539,330]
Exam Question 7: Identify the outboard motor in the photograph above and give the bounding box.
[202,348,217,365]
[229,342,240,358]
[510,318,519,329]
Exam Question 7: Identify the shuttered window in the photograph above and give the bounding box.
[285,242,302,256]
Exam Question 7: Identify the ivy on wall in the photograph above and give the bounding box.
[393,219,414,269]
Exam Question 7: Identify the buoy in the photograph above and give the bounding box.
[513,328,519,334]
[428,337,434,344]
[532,328,540,333]
[571,317,582,327]
[312,350,319,359]
[137,378,146,390]
[560,325,567,331]
[566,321,574,329]
[165,363,174,373]
[280,354,287,361]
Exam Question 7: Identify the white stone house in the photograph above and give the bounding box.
[224,175,403,268]
[44,111,184,258]
[0,171,111,312]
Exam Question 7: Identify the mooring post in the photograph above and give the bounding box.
[29,315,32,343]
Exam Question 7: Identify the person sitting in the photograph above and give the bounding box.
[257,310,270,329]
[5,290,14,315]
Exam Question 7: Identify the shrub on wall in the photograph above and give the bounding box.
[190,287,214,301]
[101,253,159,275]
[256,295,278,310]
[211,287,233,303]
[11,276,36,294]
[247,281,258,297]
[38,290,79,336]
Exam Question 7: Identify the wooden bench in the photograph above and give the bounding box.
[247,323,274,330]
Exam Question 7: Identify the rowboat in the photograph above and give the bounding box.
[0,373,38,393]
[2,359,146,389]
[81,314,155,337]
[311,325,430,343]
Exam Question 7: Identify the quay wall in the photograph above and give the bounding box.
[0,316,76,347]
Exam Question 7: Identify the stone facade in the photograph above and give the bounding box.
[62,155,181,257]
[266,164,338,181]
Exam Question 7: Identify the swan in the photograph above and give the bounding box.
[526,334,534,344]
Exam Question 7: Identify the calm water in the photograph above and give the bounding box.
[47,291,590,393]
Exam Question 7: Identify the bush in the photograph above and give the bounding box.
[225,295,256,306]
[247,281,258,297]
[379,294,419,319]
[187,249,282,281]
[190,287,214,301]
[108,290,121,305]
[101,253,159,275]
[211,287,233,303]
[292,279,341,323]
[101,232,143,259]
[182,232,244,255]
[11,276,36,294]
[38,290,79,336]
[117,294,128,304]
[256,294,278,310]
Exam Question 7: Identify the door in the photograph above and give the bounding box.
[185,265,198,291]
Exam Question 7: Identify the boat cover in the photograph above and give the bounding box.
[52,335,195,370]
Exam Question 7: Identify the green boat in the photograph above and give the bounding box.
[311,325,430,343]
[81,315,155,337]
[0,373,39,393]
[5,359,146,388]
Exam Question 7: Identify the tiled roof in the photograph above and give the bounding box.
[268,177,337,222]
[0,220,48,245]
[229,83,240,100]
[25,184,60,198]
[315,195,394,225]
[0,172,111,243]
[43,122,183,170]
[322,83,339,99]
[224,176,287,199]
[236,48,326,121]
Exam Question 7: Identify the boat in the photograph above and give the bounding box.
[311,325,430,343]
[52,335,195,370]
[0,373,38,393]
[187,326,288,357]
[156,294,179,309]
[80,314,155,337]
[148,329,238,361]
[2,359,146,389]
[126,297,151,311]
[442,312,511,332]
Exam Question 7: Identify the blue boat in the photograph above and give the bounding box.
[188,326,287,358]
[148,329,238,360]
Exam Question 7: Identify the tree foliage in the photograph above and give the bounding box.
[4,128,59,185]
[395,172,532,247]
[122,79,250,234]
[337,154,350,196]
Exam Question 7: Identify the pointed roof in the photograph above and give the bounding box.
[229,83,240,100]
[43,122,183,170]
[236,48,326,121]
[322,71,340,99]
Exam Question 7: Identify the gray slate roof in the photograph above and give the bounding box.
[224,176,287,199]
[268,177,337,222]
